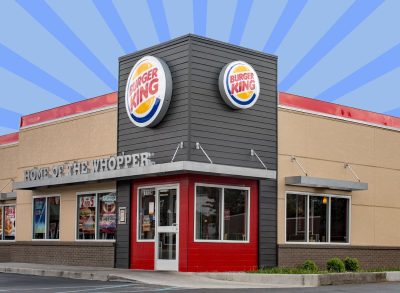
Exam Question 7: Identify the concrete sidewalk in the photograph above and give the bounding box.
[1,263,399,288]
[0,262,297,289]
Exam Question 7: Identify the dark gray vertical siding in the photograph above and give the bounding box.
[259,179,278,267]
[115,180,131,268]
[188,38,277,170]
[118,39,191,164]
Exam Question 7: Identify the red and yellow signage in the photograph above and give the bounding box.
[125,56,172,127]
[219,61,260,109]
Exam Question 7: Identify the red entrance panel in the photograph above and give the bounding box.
[186,175,258,272]
[130,174,258,272]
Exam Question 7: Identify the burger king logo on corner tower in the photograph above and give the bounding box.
[218,61,260,109]
[125,56,172,127]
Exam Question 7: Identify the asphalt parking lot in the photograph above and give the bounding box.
[0,273,181,292]
[1,273,400,293]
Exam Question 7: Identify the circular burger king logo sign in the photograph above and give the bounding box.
[218,61,260,109]
[125,56,172,127]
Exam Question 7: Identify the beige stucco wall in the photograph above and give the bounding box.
[15,107,117,241]
[0,144,18,193]
[278,108,400,246]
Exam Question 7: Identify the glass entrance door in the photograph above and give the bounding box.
[155,186,179,271]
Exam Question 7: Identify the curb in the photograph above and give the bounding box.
[200,271,400,286]
[0,267,136,283]
[2,266,400,287]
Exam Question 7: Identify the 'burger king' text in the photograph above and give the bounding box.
[129,68,159,110]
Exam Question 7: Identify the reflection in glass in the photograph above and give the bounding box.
[158,232,176,260]
[308,196,328,242]
[98,193,117,240]
[331,197,349,243]
[4,206,15,240]
[33,198,46,239]
[77,194,96,240]
[196,186,221,240]
[286,194,307,242]
[224,189,248,241]
[138,188,156,240]
[158,189,176,227]
[47,197,60,240]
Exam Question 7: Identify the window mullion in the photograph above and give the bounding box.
[221,188,224,241]
[328,197,331,243]
[95,194,98,240]
[306,195,309,243]
[44,198,48,240]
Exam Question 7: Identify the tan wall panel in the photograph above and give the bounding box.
[350,205,375,245]
[278,111,308,157]
[373,168,400,208]
[0,145,18,192]
[374,129,400,170]
[15,202,32,241]
[18,109,117,170]
[15,191,33,241]
[374,207,400,246]
[277,198,285,244]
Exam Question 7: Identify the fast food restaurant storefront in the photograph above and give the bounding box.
[115,35,278,272]
[8,35,278,272]
[5,35,400,272]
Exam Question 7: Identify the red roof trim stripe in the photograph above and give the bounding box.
[20,92,118,128]
[279,92,400,129]
[0,132,19,146]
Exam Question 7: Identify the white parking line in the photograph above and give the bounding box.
[55,284,136,293]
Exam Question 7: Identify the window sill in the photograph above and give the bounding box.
[283,242,351,246]
[194,239,250,244]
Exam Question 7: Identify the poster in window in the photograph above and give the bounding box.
[4,206,16,237]
[98,193,116,239]
[142,215,151,232]
[33,198,46,235]
[79,195,96,236]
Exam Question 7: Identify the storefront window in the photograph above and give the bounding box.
[47,197,60,239]
[309,196,328,243]
[77,192,116,240]
[286,194,307,242]
[330,197,349,243]
[138,188,156,240]
[196,186,221,240]
[33,196,59,240]
[195,185,249,242]
[33,197,46,239]
[286,193,350,244]
[224,189,247,241]
[0,205,16,241]
[98,193,117,240]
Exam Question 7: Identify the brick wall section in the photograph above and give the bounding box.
[0,243,12,262]
[279,244,400,269]
[0,242,115,267]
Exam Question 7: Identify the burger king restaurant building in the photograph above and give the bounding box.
[1,35,400,271]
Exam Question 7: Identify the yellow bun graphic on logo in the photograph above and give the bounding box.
[125,56,173,127]
[218,60,260,109]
